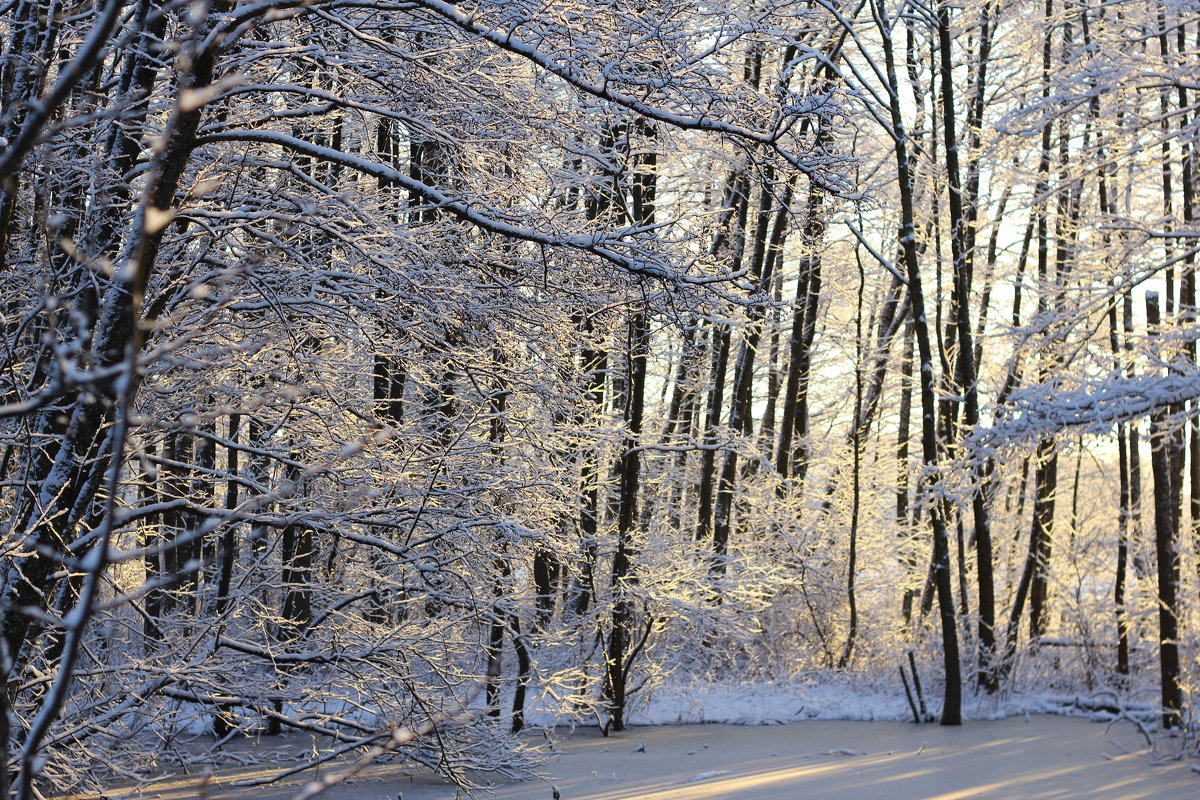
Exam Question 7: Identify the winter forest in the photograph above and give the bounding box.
[2,0,1200,795]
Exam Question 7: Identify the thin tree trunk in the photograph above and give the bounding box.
[935,0,996,691]
[509,613,531,733]
[696,170,750,542]
[142,441,163,646]
[486,384,510,718]
[604,124,655,732]
[604,306,648,732]
[1173,15,1200,591]
[568,318,607,617]
[879,6,961,724]
[1027,0,1060,643]
[898,322,918,624]
[775,179,825,487]
[1090,14,1130,674]
[1145,292,1182,728]
[1105,279,1132,678]
[839,246,866,668]
[713,171,788,570]
[759,271,785,458]
[215,414,240,615]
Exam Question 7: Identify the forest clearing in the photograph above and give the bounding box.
[4,0,1200,796]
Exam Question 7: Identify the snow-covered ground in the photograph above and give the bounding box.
[80,714,1197,800]
[520,672,1161,727]
[434,716,1197,800]
[68,679,1198,800]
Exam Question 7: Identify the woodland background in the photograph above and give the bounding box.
[1,0,1199,796]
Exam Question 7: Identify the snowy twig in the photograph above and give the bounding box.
[287,683,488,800]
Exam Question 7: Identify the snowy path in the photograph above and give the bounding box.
[82,716,1198,800]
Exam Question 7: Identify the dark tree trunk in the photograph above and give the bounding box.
[696,324,731,543]
[509,613,531,733]
[1107,288,1132,676]
[775,179,825,486]
[142,441,163,645]
[215,414,240,615]
[713,171,787,570]
[568,318,606,617]
[879,13,961,725]
[759,273,785,459]
[604,306,649,732]
[486,608,504,717]
[660,320,704,534]
[898,322,918,624]
[1026,0,1060,644]
[532,550,560,631]
[935,0,996,689]
[161,429,196,616]
[280,521,314,640]
[696,170,750,542]
[604,124,655,732]
[838,241,866,668]
[1089,7,1130,676]
[1028,442,1057,640]
[1146,293,1183,728]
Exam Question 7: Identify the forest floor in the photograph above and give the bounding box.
[78,715,1198,800]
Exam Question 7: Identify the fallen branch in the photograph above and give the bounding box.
[1105,713,1154,750]
[288,683,486,800]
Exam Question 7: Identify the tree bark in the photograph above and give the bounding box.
[879,6,961,724]
[1145,292,1182,728]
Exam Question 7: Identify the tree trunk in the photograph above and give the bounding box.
[713,171,788,570]
[567,316,606,617]
[838,239,866,668]
[879,9,961,725]
[1027,0,1060,644]
[604,306,649,732]
[775,179,825,487]
[935,0,996,691]
[696,169,750,542]
[215,414,240,616]
[1145,292,1183,728]
[604,123,655,732]
[898,322,918,624]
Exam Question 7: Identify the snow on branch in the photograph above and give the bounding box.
[407,0,852,189]
[971,371,1200,451]
[198,130,710,283]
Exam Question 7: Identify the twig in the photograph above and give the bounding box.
[287,684,486,800]
[1105,713,1154,750]
[907,651,930,722]
[899,665,920,724]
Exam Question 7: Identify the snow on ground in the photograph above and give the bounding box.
[83,715,1197,800]
[523,674,1153,727]
[597,675,928,725]
[68,680,1195,800]
[439,717,1198,800]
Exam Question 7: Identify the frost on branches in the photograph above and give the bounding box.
[3,0,1200,797]
[0,0,850,796]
